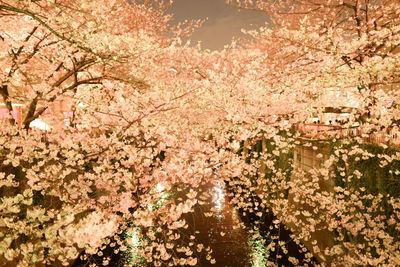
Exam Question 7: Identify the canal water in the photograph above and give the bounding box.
[73,181,317,266]
[184,181,265,266]
[182,181,317,266]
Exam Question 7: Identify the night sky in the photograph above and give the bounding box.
[169,0,267,50]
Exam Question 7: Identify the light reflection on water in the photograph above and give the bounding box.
[125,181,272,266]
[212,180,225,217]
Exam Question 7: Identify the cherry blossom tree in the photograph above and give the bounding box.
[2,0,400,266]
[0,1,213,266]
[220,0,400,265]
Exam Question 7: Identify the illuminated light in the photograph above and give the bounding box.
[148,184,169,211]
[168,67,178,73]
[248,231,268,267]
[131,230,141,248]
[77,102,88,109]
[30,119,51,131]
[155,183,165,193]
[127,228,143,266]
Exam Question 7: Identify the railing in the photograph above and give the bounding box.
[297,123,400,148]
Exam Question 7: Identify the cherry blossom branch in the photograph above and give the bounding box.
[23,76,103,129]
[0,4,104,57]
[0,84,15,125]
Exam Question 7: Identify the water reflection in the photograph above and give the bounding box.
[74,180,316,266]
[188,181,251,266]
[125,181,310,266]
[212,181,225,216]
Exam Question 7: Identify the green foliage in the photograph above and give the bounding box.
[333,142,400,198]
